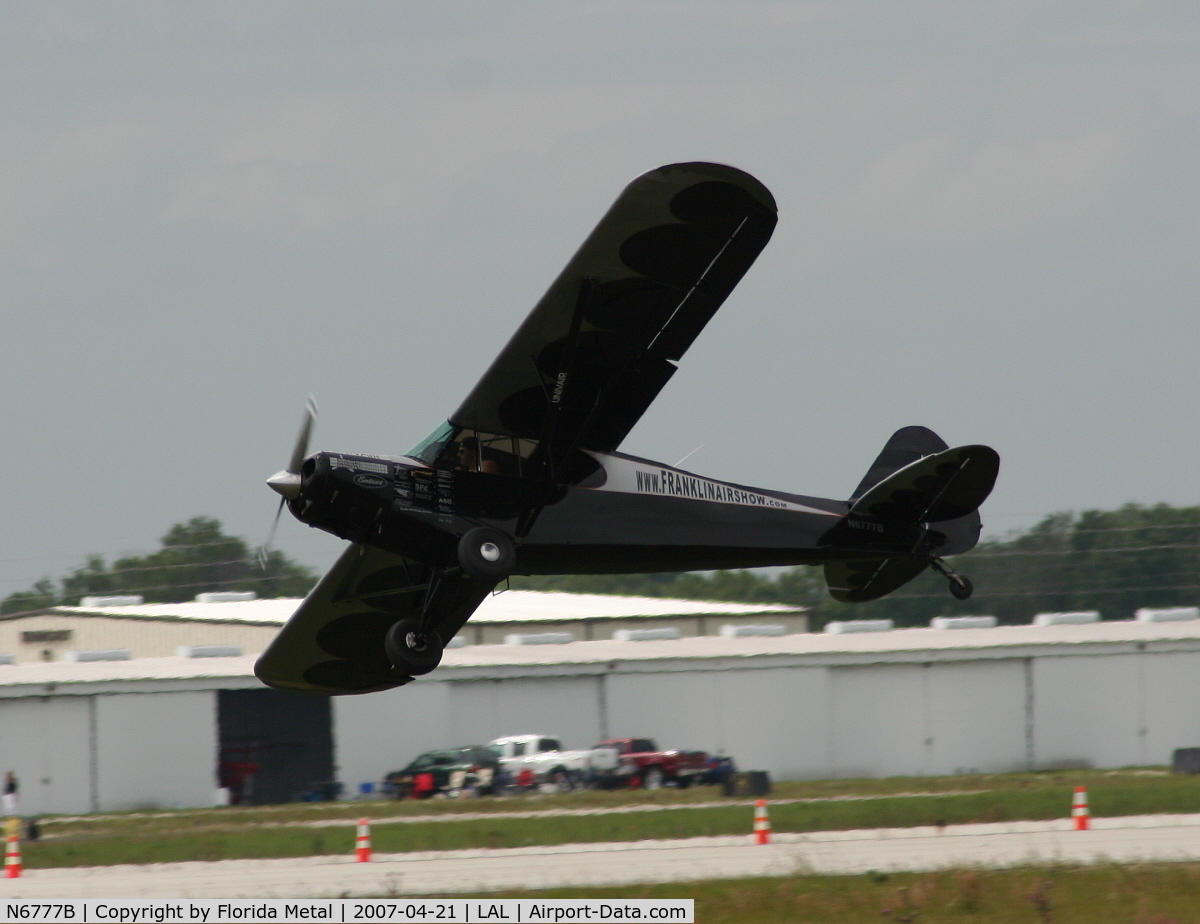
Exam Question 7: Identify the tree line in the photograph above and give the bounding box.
[8,502,1197,626]
[511,502,1200,627]
[1,516,317,614]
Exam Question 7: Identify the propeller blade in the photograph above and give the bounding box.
[262,396,318,569]
[258,498,286,571]
[288,395,318,475]
[268,396,317,500]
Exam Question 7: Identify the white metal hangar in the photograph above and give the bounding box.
[0,616,1197,815]
[0,592,807,663]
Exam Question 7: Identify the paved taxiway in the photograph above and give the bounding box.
[6,813,1200,899]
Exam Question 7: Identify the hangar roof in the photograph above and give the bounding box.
[37,591,802,626]
[0,617,1197,694]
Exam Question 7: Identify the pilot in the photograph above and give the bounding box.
[457,437,499,474]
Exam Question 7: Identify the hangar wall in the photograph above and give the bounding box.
[0,696,93,816]
[94,692,217,811]
[1,629,1197,815]
[333,648,1200,789]
[0,691,216,815]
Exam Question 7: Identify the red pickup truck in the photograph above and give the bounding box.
[596,737,709,789]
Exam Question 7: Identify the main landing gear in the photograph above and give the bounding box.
[384,528,517,676]
[930,557,973,600]
[457,527,516,582]
[384,618,443,675]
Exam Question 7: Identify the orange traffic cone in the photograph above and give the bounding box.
[1072,786,1090,830]
[355,818,372,861]
[753,799,771,845]
[4,834,20,878]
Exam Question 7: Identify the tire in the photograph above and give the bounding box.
[676,775,693,789]
[949,576,974,600]
[457,527,516,581]
[384,617,443,675]
[643,766,665,790]
[550,768,572,793]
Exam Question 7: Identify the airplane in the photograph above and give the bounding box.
[255,162,1000,696]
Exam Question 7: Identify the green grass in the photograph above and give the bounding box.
[19,769,1200,869]
[34,766,1184,830]
[448,865,1200,923]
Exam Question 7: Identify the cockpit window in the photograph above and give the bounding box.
[407,421,601,486]
[408,421,458,467]
[408,421,537,476]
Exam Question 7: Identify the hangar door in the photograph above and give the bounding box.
[217,689,334,804]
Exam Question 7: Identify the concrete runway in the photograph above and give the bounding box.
[5,813,1200,899]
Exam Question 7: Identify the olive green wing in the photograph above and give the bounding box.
[450,162,777,458]
[254,543,490,695]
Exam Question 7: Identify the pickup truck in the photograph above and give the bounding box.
[597,738,709,789]
[488,734,618,788]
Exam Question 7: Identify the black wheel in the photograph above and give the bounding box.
[949,575,974,600]
[457,527,516,581]
[384,617,444,675]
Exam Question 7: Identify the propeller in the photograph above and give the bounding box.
[260,396,318,570]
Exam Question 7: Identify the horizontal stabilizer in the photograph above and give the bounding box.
[850,444,999,524]
[825,558,930,603]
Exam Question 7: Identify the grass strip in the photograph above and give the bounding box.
[445,864,1200,924]
[22,781,1200,868]
[38,767,1178,830]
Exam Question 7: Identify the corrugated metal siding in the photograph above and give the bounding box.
[95,691,217,811]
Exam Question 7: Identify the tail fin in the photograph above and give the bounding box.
[849,426,949,502]
[824,428,1000,603]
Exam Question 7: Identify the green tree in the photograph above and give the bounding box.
[1,517,317,614]
[0,579,58,616]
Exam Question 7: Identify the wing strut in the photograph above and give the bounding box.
[532,276,595,483]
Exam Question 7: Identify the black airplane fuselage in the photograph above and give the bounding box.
[288,448,967,578]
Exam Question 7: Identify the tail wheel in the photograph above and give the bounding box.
[384,617,443,675]
[457,527,516,582]
[931,557,974,601]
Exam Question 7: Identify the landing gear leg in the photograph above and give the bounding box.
[930,557,973,600]
[384,568,451,676]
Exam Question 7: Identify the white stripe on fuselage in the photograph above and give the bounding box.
[588,453,839,516]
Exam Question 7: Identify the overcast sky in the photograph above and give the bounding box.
[1,2,1197,597]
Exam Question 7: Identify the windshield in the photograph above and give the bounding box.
[408,421,538,476]
[408,421,457,466]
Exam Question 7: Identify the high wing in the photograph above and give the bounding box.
[450,162,777,467]
[255,543,491,695]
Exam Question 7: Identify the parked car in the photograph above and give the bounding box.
[595,738,709,789]
[385,745,500,798]
[699,754,737,787]
[488,734,618,789]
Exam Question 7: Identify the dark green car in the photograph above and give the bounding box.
[386,745,500,798]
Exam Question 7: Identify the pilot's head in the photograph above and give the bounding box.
[457,437,480,469]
